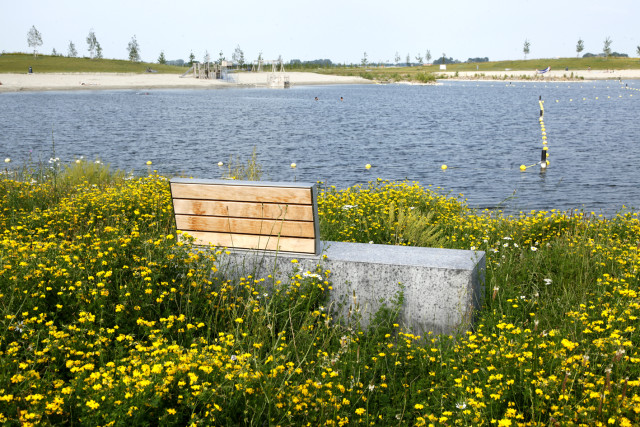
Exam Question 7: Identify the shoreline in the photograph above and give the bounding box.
[439,69,640,81]
[1,69,638,93]
[0,72,371,93]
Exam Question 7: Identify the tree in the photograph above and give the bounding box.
[27,26,43,58]
[67,41,77,57]
[523,39,531,60]
[361,51,368,67]
[95,42,103,59]
[425,50,432,64]
[442,53,446,64]
[203,50,210,64]
[406,53,411,66]
[603,37,613,58]
[232,45,245,68]
[86,29,100,59]
[415,54,423,64]
[127,35,141,62]
[158,51,166,64]
[576,38,584,57]
[188,51,195,67]
[637,46,640,58]
[51,48,58,56]
[394,51,401,64]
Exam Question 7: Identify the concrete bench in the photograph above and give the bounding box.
[170,178,485,335]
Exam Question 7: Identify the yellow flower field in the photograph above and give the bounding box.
[1,164,639,425]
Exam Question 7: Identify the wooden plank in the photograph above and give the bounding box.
[171,183,312,204]
[183,231,316,254]
[175,215,315,238]
[172,199,314,221]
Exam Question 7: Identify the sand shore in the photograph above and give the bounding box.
[442,69,640,81]
[0,72,370,92]
[1,69,638,92]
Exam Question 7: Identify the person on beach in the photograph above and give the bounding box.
[314,97,318,101]
[340,97,343,101]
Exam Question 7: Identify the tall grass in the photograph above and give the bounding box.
[1,162,639,425]
[222,147,263,181]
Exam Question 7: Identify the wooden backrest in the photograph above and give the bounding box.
[170,178,320,255]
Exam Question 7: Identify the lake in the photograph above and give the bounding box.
[1,80,639,215]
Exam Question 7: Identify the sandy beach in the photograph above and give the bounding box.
[442,69,640,81]
[0,72,370,92]
[1,69,638,93]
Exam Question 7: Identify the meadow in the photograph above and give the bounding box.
[1,158,639,426]
[0,53,185,74]
[315,57,640,82]
[3,52,639,84]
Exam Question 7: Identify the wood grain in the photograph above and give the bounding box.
[183,231,316,253]
[172,199,313,221]
[171,183,311,204]
[175,215,315,238]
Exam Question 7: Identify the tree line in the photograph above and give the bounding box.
[523,36,638,59]
[26,26,140,62]
[25,24,640,67]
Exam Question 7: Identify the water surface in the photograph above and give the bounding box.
[1,80,639,214]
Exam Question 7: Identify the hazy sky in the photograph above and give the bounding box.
[2,0,638,64]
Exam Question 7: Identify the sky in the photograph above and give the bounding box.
[1,0,639,64]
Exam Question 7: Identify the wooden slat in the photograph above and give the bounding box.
[171,183,312,204]
[175,215,315,238]
[172,199,314,221]
[183,231,316,254]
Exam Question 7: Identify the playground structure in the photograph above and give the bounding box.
[260,59,289,88]
[180,61,232,80]
[179,58,289,87]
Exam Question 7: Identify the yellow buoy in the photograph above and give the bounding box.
[520,164,527,171]
[365,164,371,170]
[441,164,447,170]
[291,163,297,168]
[146,161,152,165]
[218,161,224,166]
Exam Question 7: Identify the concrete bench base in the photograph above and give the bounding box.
[217,241,485,336]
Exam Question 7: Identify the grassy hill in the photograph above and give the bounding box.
[0,52,186,74]
[2,52,638,82]
[316,56,640,81]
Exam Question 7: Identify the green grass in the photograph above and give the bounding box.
[1,159,640,425]
[0,52,186,74]
[3,53,638,83]
[314,56,640,82]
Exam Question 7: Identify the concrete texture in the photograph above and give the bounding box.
[216,241,485,335]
